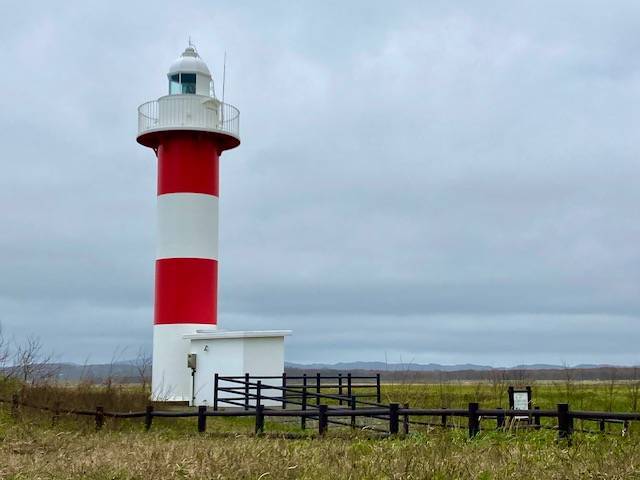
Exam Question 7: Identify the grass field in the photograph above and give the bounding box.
[382,379,640,412]
[1,381,639,479]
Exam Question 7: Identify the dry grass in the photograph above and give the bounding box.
[2,381,640,479]
[1,419,639,479]
[6,381,150,413]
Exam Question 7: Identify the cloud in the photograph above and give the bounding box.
[0,0,639,364]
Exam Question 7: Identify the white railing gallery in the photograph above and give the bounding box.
[138,95,240,139]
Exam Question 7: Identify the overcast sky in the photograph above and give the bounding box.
[1,1,639,366]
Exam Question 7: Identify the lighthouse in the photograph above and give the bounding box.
[137,45,289,403]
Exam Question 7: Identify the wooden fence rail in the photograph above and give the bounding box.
[2,396,638,441]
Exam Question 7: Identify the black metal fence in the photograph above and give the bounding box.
[213,373,382,411]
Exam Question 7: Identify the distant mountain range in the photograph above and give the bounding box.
[6,361,626,382]
[284,361,606,372]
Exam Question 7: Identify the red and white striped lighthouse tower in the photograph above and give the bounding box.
[137,45,240,400]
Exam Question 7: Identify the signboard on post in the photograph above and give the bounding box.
[508,386,532,421]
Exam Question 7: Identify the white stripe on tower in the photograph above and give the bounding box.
[157,193,219,260]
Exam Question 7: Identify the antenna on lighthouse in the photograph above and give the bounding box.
[222,51,227,104]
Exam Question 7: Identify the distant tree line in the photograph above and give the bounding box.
[286,366,640,383]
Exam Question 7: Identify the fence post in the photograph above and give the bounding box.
[11,394,19,419]
[468,402,480,438]
[316,373,321,406]
[318,404,328,436]
[95,406,104,431]
[338,373,343,405]
[255,405,265,434]
[301,386,307,430]
[347,373,352,399]
[244,373,250,410]
[302,373,308,412]
[256,380,262,408]
[376,373,381,404]
[534,406,541,430]
[350,395,356,429]
[441,407,447,429]
[282,372,287,409]
[496,407,505,430]
[508,386,514,409]
[144,405,154,431]
[403,403,410,435]
[213,373,219,411]
[600,419,606,433]
[623,420,629,437]
[52,401,61,426]
[557,403,572,443]
[198,405,207,433]
[389,403,399,435]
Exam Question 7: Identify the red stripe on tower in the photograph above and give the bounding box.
[154,258,218,325]
[157,132,220,196]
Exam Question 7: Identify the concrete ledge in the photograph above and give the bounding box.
[183,330,292,340]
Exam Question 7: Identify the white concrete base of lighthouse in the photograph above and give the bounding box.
[152,323,215,402]
[184,330,292,407]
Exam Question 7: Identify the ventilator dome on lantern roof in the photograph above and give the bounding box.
[169,45,211,76]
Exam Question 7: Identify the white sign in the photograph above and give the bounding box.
[513,391,529,411]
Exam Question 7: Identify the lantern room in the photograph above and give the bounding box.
[167,45,213,97]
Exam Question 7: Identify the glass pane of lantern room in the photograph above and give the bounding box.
[181,73,196,94]
[169,74,180,94]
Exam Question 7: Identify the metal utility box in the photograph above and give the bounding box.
[187,353,197,370]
